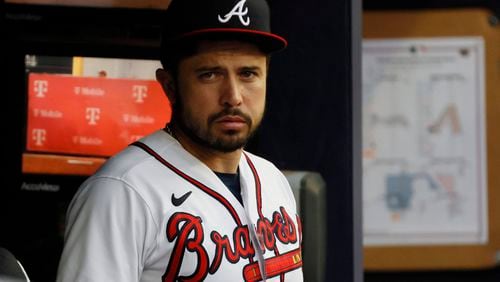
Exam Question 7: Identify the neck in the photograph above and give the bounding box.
[168,124,242,173]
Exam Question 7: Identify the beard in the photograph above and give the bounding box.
[174,103,261,153]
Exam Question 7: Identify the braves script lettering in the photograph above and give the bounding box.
[256,207,297,251]
[163,213,209,282]
[217,0,250,26]
[164,207,298,280]
[209,226,254,274]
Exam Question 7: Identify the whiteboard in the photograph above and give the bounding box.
[363,8,500,270]
[362,37,488,246]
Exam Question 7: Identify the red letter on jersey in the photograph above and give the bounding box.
[163,212,209,282]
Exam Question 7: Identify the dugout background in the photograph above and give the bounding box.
[1,0,362,281]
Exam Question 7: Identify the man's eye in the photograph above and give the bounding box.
[240,71,257,79]
[199,72,217,80]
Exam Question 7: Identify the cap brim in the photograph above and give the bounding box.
[170,28,288,54]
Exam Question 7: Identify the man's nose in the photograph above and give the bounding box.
[220,75,243,107]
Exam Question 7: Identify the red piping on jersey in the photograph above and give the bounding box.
[131,141,243,226]
[243,153,264,219]
[242,247,302,282]
[243,153,284,281]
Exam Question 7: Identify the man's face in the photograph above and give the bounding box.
[174,40,267,152]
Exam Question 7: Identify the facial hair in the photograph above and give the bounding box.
[174,101,261,153]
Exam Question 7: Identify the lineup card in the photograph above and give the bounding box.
[362,37,488,245]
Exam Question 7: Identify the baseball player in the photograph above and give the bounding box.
[56,0,303,281]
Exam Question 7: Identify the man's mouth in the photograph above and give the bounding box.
[216,115,248,130]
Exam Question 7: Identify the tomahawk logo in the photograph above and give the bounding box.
[133,85,148,103]
[218,0,250,26]
[34,80,48,98]
[32,129,46,146]
[85,107,101,125]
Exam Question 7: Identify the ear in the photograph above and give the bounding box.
[156,68,176,105]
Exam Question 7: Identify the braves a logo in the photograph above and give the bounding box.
[218,0,250,26]
[163,207,298,281]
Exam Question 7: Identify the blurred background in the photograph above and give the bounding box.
[1,0,499,281]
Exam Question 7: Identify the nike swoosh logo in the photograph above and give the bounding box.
[171,191,192,207]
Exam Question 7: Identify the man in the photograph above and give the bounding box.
[57,0,303,281]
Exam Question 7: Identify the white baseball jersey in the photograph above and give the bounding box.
[57,130,303,282]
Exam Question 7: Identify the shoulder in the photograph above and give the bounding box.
[242,150,291,191]
[242,151,299,213]
[94,129,176,182]
[70,130,177,213]
[242,150,282,174]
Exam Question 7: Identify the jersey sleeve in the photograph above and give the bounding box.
[56,176,158,282]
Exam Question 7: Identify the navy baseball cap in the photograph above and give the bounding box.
[160,0,287,57]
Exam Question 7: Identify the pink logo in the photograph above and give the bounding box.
[32,129,47,146]
[85,107,101,125]
[133,85,148,103]
[34,80,48,98]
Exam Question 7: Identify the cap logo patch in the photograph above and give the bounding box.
[217,0,250,26]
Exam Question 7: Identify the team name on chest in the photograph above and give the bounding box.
[162,206,298,281]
